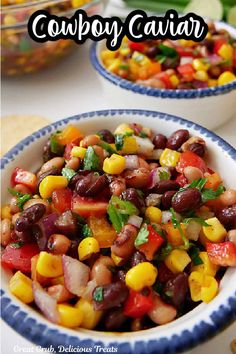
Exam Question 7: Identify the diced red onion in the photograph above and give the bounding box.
[36,213,58,250]
[180,57,193,65]
[81,279,97,301]
[33,281,60,324]
[145,193,162,207]
[62,255,90,296]
[193,80,208,89]
[134,136,154,156]
[151,149,163,160]
[147,167,170,189]
[162,211,181,224]
[124,155,139,170]
[186,221,202,241]
[228,233,236,246]
[128,215,143,228]
[208,54,222,65]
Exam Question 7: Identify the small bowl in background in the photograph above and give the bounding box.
[1,0,105,76]
[90,21,236,129]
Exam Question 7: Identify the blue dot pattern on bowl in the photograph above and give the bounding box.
[90,43,236,99]
[1,109,236,354]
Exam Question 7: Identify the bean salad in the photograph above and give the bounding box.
[1,122,236,331]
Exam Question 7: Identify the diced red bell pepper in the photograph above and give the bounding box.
[175,173,188,187]
[64,143,77,160]
[11,167,37,191]
[176,151,207,174]
[156,72,173,89]
[128,41,145,53]
[1,243,39,273]
[124,289,153,318]
[233,49,236,68]
[138,225,164,261]
[175,46,199,58]
[52,188,72,213]
[177,63,195,82]
[213,38,227,55]
[72,195,108,218]
[206,242,236,267]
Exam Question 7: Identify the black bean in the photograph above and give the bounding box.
[172,188,202,213]
[161,190,176,210]
[93,282,129,311]
[97,129,115,144]
[105,308,128,330]
[55,210,78,237]
[216,205,236,230]
[68,239,80,259]
[146,46,160,58]
[116,270,126,282]
[69,170,91,189]
[76,174,108,197]
[153,180,179,194]
[37,168,61,189]
[167,129,190,150]
[42,140,57,163]
[15,204,46,231]
[202,39,214,52]
[31,224,47,251]
[164,273,188,307]
[11,229,32,243]
[169,167,178,180]
[189,143,205,157]
[122,188,145,209]
[131,251,146,267]
[162,56,180,69]
[153,134,167,149]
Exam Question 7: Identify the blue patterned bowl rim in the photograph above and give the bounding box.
[1,109,236,354]
[90,20,236,99]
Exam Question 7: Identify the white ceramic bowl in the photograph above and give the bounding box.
[90,22,236,129]
[1,109,236,354]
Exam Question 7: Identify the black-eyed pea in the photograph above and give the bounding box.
[220,189,236,207]
[38,157,65,177]
[47,234,71,255]
[0,218,12,246]
[23,198,50,214]
[12,212,21,226]
[183,166,203,183]
[14,184,32,195]
[10,197,21,214]
[65,157,80,171]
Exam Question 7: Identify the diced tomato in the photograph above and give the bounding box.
[156,72,173,89]
[64,143,77,160]
[72,195,108,218]
[206,242,236,267]
[124,289,153,318]
[158,262,174,283]
[213,38,227,55]
[176,151,207,174]
[52,188,72,213]
[175,46,198,57]
[177,63,195,82]
[175,173,188,187]
[128,41,145,53]
[11,167,37,191]
[1,243,39,273]
[138,225,164,261]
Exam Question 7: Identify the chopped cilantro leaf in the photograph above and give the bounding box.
[93,287,103,302]
[83,146,100,171]
[159,170,170,181]
[99,141,117,155]
[170,208,189,250]
[107,196,138,233]
[201,185,225,203]
[119,64,129,70]
[110,196,138,215]
[108,204,127,233]
[179,178,207,192]
[183,216,209,227]
[156,54,166,63]
[62,168,77,181]
[189,246,203,266]
[115,134,125,151]
[82,224,92,238]
[8,188,31,210]
[134,225,149,247]
[158,43,178,58]
[50,134,64,155]
[10,242,24,249]
[139,131,148,138]
[155,243,173,261]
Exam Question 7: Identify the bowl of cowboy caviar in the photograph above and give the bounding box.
[1,109,236,353]
[91,21,236,129]
[1,0,104,76]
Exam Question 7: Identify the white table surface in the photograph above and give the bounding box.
[1,1,236,351]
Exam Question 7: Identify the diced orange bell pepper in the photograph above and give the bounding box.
[205,173,222,191]
[163,222,186,247]
[57,125,83,145]
[148,62,161,76]
[88,216,117,248]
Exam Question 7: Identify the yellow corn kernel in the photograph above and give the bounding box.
[101,50,117,63]
[208,79,217,87]
[179,39,196,47]
[58,304,83,328]
[71,146,86,159]
[9,271,33,304]
[39,176,68,199]
[192,252,219,277]
[120,47,131,56]
[121,136,138,154]
[75,299,102,329]
[125,262,158,292]
[78,237,100,261]
[160,148,181,168]
[114,124,134,135]
[169,74,180,88]
[165,249,191,274]
[218,43,233,60]
[71,0,85,8]
[132,51,151,66]
[189,271,204,302]
[111,252,124,266]
[107,58,122,74]
[205,32,212,40]
[103,154,126,174]
[201,275,218,303]
[3,14,17,26]
[218,71,236,86]
[145,206,162,224]
[1,205,12,220]
[36,252,63,278]
[192,59,210,72]
[202,217,227,242]
[194,70,209,82]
